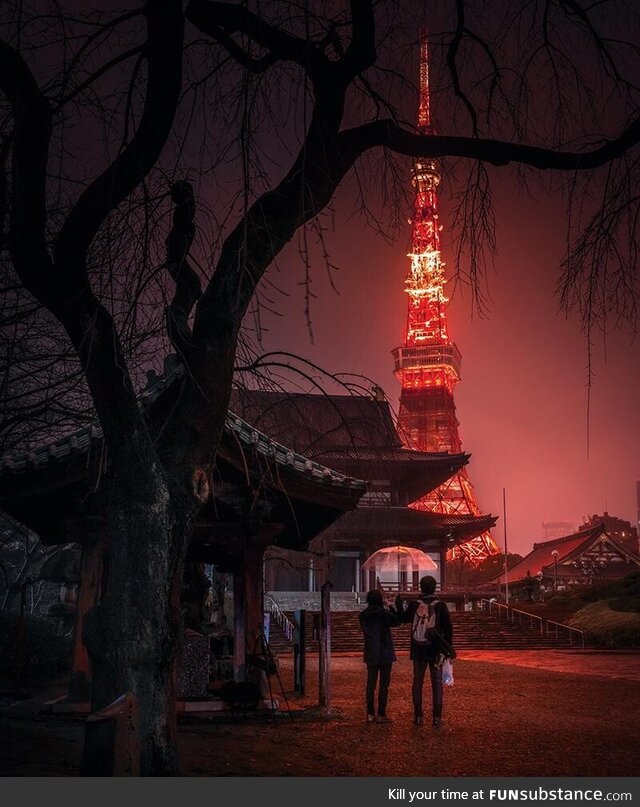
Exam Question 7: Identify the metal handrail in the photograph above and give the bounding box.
[546,618,585,648]
[479,598,584,647]
[264,595,296,643]
[480,598,510,618]
[510,607,544,635]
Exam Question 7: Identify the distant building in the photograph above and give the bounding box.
[483,524,640,599]
[541,521,576,541]
[578,512,639,556]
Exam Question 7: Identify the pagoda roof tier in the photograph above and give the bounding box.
[306,446,469,504]
[229,388,468,500]
[230,388,404,450]
[322,505,498,549]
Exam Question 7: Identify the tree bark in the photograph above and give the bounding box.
[83,471,193,775]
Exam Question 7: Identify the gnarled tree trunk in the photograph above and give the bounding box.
[82,472,194,775]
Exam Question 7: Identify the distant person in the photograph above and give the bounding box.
[396,575,455,727]
[523,570,535,601]
[358,589,400,723]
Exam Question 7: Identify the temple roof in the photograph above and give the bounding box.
[229,388,469,501]
[484,525,640,585]
[231,388,403,450]
[0,403,365,552]
[321,505,498,548]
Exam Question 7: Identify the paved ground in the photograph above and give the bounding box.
[1,650,639,777]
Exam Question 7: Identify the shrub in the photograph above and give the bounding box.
[568,601,640,648]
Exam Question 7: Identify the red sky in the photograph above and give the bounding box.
[251,167,640,558]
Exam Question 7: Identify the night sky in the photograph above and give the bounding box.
[4,2,637,561]
[252,166,640,558]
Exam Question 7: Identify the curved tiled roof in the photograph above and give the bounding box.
[229,388,403,450]
[0,424,100,475]
[483,525,640,586]
[500,527,603,582]
[226,388,471,502]
[0,410,365,494]
[223,411,365,492]
[0,364,367,553]
[323,505,498,546]
[0,354,367,494]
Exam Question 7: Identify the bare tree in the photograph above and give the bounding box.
[0,0,639,773]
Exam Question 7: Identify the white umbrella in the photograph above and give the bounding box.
[361,545,437,574]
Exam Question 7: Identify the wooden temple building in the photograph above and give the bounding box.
[230,388,498,594]
[0,365,497,702]
[0,375,366,699]
[484,524,640,600]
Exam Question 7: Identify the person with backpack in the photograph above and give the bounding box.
[395,575,455,727]
[358,589,401,723]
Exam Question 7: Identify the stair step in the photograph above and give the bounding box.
[265,610,589,654]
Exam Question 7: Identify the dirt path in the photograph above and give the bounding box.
[2,652,639,777]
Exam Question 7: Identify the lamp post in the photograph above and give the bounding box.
[503,487,509,604]
[551,549,559,592]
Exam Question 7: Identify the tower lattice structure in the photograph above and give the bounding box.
[392,34,498,562]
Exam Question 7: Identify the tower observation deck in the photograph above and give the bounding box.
[393,33,499,562]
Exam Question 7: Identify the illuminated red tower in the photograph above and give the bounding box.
[392,33,499,561]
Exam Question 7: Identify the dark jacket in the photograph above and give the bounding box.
[396,594,454,662]
[358,604,400,666]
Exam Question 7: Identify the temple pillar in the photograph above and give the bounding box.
[69,522,107,701]
[232,544,264,682]
[244,543,264,660]
[232,526,282,687]
[440,542,447,589]
[232,566,246,683]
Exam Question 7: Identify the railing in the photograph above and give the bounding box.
[484,599,543,631]
[264,595,296,643]
[378,582,420,593]
[479,598,585,648]
[545,618,585,648]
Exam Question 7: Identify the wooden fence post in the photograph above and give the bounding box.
[318,581,332,710]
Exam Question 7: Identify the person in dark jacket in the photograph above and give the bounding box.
[396,575,455,727]
[358,589,400,723]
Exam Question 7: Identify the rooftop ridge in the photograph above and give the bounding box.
[0,405,366,491]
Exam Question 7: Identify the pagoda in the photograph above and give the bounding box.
[231,388,497,590]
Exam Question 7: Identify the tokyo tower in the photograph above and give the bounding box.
[392,33,499,562]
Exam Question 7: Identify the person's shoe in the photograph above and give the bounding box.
[433,716,442,728]
[413,716,423,726]
[366,714,375,723]
[375,715,392,723]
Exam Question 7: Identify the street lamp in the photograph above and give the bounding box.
[550,549,559,592]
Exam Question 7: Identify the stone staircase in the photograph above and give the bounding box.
[266,608,588,654]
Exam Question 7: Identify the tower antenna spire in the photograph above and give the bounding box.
[417,28,432,134]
